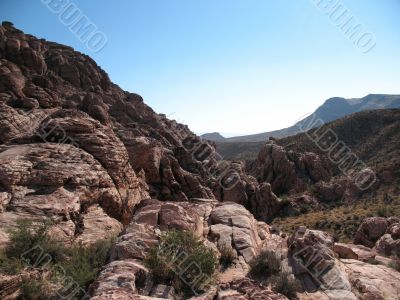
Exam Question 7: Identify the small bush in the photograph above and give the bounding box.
[0,250,23,275]
[367,258,381,265]
[6,219,64,265]
[218,244,236,268]
[249,250,281,280]
[145,230,217,296]
[389,257,400,272]
[376,206,393,217]
[18,278,48,300]
[0,218,113,299]
[59,239,112,292]
[271,272,300,300]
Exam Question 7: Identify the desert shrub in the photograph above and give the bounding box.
[59,239,113,292]
[271,272,301,299]
[389,257,400,272]
[17,278,48,300]
[0,219,63,274]
[145,230,217,296]
[0,249,23,275]
[6,219,64,265]
[249,250,281,279]
[0,218,113,298]
[218,244,236,268]
[376,206,393,217]
[367,258,381,265]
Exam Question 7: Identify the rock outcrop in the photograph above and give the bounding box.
[213,161,282,222]
[288,227,357,299]
[354,216,400,256]
[91,200,277,298]
[0,21,221,245]
[249,141,331,195]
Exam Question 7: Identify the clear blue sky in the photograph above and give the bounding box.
[1,0,399,136]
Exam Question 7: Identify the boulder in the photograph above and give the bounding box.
[288,228,356,298]
[342,259,400,300]
[354,217,389,248]
[334,243,376,262]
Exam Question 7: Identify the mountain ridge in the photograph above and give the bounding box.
[202,93,400,143]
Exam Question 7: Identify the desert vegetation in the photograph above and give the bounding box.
[248,250,300,299]
[0,219,113,299]
[272,192,400,242]
[144,230,218,297]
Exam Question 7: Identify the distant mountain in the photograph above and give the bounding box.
[205,94,400,143]
[200,132,226,141]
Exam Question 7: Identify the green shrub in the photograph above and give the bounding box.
[388,257,400,272]
[17,278,48,300]
[271,272,300,299]
[0,219,62,275]
[59,239,113,291]
[376,206,393,217]
[0,218,113,298]
[145,230,217,296]
[218,244,236,268]
[6,219,64,265]
[367,258,381,265]
[0,250,23,275]
[249,250,281,280]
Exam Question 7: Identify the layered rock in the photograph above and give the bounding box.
[213,161,282,222]
[0,143,129,246]
[249,141,331,195]
[354,217,400,256]
[343,259,400,300]
[0,22,218,221]
[91,201,275,298]
[288,227,357,299]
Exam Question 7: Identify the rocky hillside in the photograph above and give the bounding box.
[276,109,400,184]
[0,23,399,300]
[0,20,221,242]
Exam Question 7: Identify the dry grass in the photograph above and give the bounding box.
[272,193,400,242]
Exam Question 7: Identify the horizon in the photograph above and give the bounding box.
[1,1,399,136]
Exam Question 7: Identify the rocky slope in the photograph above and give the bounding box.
[0,22,399,300]
[0,21,220,246]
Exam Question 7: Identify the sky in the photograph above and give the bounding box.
[1,0,399,137]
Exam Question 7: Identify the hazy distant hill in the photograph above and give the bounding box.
[200,132,225,141]
[203,94,400,144]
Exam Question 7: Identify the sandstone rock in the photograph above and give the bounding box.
[0,270,41,300]
[249,141,331,195]
[90,259,152,299]
[213,162,282,221]
[133,199,203,235]
[288,228,356,298]
[110,222,158,261]
[0,144,127,246]
[333,243,376,262]
[209,203,262,263]
[75,205,123,245]
[149,285,175,299]
[375,234,400,257]
[219,278,289,300]
[354,217,389,248]
[342,259,400,300]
